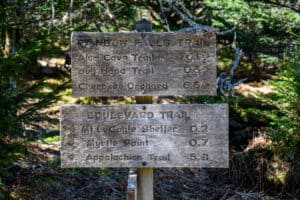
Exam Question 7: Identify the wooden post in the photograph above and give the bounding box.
[135,95,153,200]
[126,18,153,200]
[136,19,154,200]
[137,167,153,200]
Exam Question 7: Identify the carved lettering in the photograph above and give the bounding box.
[86,139,118,148]
[61,89,228,168]
[149,153,170,161]
[131,53,153,62]
[86,154,142,162]
[102,125,137,134]
[78,83,124,92]
[72,32,216,96]
[132,67,154,75]
[81,125,93,134]
[104,54,128,62]
[159,111,188,119]
[127,82,168,91]
[134,39,170,47]
[87,111,154,120]
[189,153,209,161]
[190,125,208,134]
[188,137,209,147]
[123,139,149,147]
[78,66,126,76]
[183,66,209,75]
[77,38,128,48]
[177,39,204,48]
[142,125,178,133]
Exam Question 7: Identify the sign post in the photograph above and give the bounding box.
[61,19,228,200]
[136,19,154,200]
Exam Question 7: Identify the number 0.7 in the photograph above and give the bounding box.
[189,137,208,147]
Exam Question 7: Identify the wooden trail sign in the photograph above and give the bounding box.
[60,104,228,168]
[71,32,216,96]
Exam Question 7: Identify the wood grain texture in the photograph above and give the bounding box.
[71,32,216,96]
[60,104,228,168]
[137,168,153,200]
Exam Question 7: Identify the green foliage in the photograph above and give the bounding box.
[266,50,300,158]
[40,130,60,143]
[204,0,300,54]
[0,1,71,137]
[0,72,69,137]
[0,142,27,167]
[0,0,143,138]
[239,55,300,159]
[0,0,299,198]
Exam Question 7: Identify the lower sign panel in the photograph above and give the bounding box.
[60,104,228,168]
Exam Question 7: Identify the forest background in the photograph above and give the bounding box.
[0,0,299,199]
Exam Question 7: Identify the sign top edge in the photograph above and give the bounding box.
[71,31,217,37]
[60,103,229,108]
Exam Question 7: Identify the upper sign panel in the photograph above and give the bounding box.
[71,32,216,96]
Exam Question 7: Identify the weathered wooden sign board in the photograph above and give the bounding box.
[71,32,216,96]
[60,104,228,168]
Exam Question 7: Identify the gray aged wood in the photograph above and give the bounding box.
[60,104,228,168]
[71,32,216,96]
